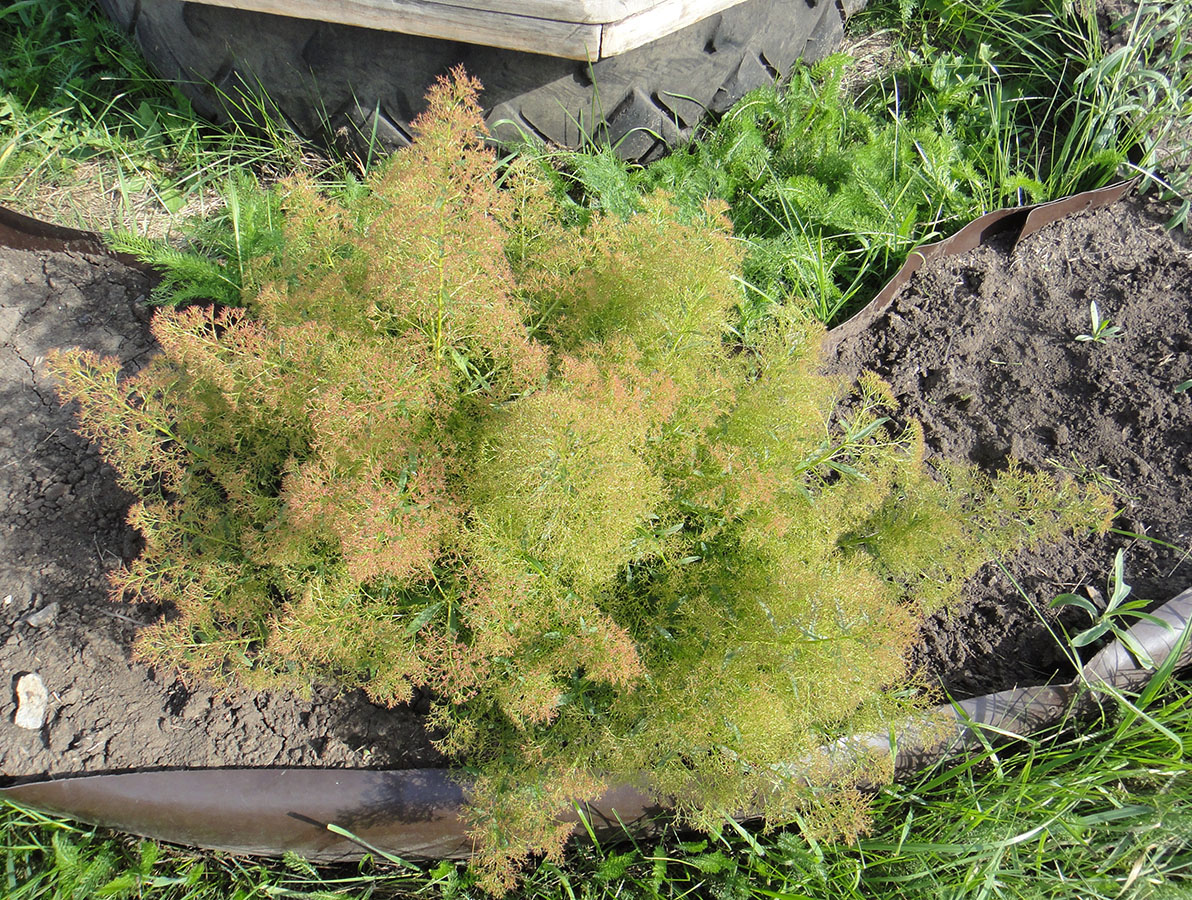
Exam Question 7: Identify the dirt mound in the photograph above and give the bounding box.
[0,247,440,782]
[829,195,1192,698]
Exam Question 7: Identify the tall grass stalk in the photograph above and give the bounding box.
[0,0,336,237]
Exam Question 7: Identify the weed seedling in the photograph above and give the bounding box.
[1051,549,1168,667]
[1075,301,1124,344]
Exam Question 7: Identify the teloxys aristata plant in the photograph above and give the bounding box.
[49,71,1112,891]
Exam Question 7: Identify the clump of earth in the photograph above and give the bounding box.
[1,191,1190,782]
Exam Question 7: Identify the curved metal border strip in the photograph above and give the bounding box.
[0,206,157,271]
[820,179,1137,359]
[4,588,1189,861]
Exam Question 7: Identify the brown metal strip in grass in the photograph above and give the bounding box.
[820,179,1137,360]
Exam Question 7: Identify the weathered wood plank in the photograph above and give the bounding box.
[602,0,751,57]
[197,0,603,59]
[390,0,660,25]
[195,0,755,58]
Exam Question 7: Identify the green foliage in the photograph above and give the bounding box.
[4,560,1192,896]
[48,70,1111,890]
[1052,549,1170,667]
[1075,300,1125,344]
[0,0,153,201]
[0,0,319,234]
[1090,0,1192,228]
[546,54,973,328]
[0,0,136,109]
[106,172,285,306]
[530,0,1192,329]
[917,0,1192,220]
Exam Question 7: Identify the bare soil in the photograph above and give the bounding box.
[829,194,1192,698]
[1,192,1190,783]
[0,247,440,782]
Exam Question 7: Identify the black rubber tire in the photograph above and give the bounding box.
[98,0,862,161]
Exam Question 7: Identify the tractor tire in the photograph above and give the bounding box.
[97,0,863,161]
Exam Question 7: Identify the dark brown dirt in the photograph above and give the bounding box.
[829,194,1192,699]
[1,191,1190,783]
[0,247,441,783]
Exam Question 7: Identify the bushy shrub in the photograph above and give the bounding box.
[49,70,1111,891]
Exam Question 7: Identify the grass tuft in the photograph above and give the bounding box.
[0,0,339,238]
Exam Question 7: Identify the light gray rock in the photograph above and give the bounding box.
[14,672,48,729]
[22,601,60,628]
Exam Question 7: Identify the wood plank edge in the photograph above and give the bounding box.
[196,0,601,60]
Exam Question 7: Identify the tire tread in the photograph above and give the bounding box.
[99,0,860,159]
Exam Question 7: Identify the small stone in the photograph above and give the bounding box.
[1,587,34,621]
[14,673,48,730]
[22,601,59,628]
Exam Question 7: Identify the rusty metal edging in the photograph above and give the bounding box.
[820,179,1137,359]
[4,587,1190,862]
[0,205,158,272]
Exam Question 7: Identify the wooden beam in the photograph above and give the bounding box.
[602,0,753,57]
[194,0,755,59]
[197,0,603,60]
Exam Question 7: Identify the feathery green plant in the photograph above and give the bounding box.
[541,54,971,329]
[47,70,1112,891]
[107,172,286,305]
